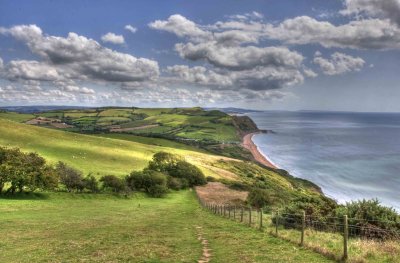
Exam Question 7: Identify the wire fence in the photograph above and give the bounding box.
[197,199,400,261]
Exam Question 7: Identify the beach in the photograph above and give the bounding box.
[242,132,277,169]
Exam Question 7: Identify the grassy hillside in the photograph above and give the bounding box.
[0,191,332,263]
[20,107,241,142]
[0,117,324,203]
[0,118,228,177]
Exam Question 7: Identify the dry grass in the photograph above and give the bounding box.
[195,182,248,205]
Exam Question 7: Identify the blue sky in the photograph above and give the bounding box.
[1,0,400,111]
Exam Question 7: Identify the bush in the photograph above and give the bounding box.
[83,174,99,193]
[247,188,274,208]
[167,176,183,190]
[147,152,182,172]
[167,160,206,186]
[147,152,206,187]
[148,184,168,198]
[126,170,168,197]
[100,175,127,193]
[56,162,84,192]
[336,199,400,239]
[0,147,59,194]
[206,176,216,182]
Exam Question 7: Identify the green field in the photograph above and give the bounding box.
[0,118,228,177]
[0,111,35,122]
[0,191,332,263]
[11,107,242,143]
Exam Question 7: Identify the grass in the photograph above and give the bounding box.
[0,112,35,122]
[273,225,400,263]
[6,107,241,143]
[0,190,333,263]
[0,118,229,178]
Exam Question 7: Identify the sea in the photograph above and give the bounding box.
[248,111,400,211]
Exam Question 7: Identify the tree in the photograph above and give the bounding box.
[100,175,127,193]
[126,169,168,197]
[168,160,206,187]
[147,151,182,172]
[247,188,274,209]
[56,162,84,192]
[147,152,206,187]
[83,174,99,193]
[0,147,58,194]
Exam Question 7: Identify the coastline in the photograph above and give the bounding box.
[242,132,278,169]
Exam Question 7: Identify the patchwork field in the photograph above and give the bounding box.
[18,107,242,142]
[0,191,333,263]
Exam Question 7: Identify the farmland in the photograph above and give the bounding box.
[18,107,244,143]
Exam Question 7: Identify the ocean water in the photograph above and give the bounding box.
[248,111,400,211]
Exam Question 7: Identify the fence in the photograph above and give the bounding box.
[198,200,400,261]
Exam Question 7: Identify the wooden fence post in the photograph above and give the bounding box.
[275,209,279,235]
[259,208,263,230]
[343,215,348,261]
[241,207,244,222]
[249,207,252,227]
[301,210,305,246]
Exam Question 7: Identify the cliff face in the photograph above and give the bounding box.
[231,115,259,137]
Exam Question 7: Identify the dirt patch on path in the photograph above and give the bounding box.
[196,226,211,263]
[195,182,248,205]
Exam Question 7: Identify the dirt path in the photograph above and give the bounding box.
[242,132,277,169]
[195,226,211,263]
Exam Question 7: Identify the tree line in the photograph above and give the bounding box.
[0,147,206,197]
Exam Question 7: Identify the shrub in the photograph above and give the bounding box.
[167,176,183,190]
[336,199,400,239]
[100,175,127,193]
[0,147,59,194]
[147,152,206,187]
[148,184,168,198]
[247,188,274,208]
[56,162,84,192]
[168,160,206,186]
[206,176,216,182]
[83,174,99,193]
[126,170,168,197]
[147,151,182,172]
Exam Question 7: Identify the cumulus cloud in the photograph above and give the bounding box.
[101,32,125,44]
[313,52,365,75]
[264,16,400,50]
[303,68,318,78]
[341,0,400,26]
[0,24,159,84]
[124,25,137,33]
[149,14,211,41]
[151,14,306,92]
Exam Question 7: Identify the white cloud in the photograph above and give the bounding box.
[313,52,365,75]
[264,16,400,50]
[0,25,159,84]
[151,14,305,92]
[303,68,318,78]
[124,25,137,33]
[101,32,125,44]
[341,0,400,26]
[149,14,211,42]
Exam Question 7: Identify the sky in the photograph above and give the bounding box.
[1,0,400,111]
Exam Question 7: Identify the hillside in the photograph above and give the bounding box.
[0,116,323,203]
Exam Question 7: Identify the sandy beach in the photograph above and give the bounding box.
[242,132,278,169]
